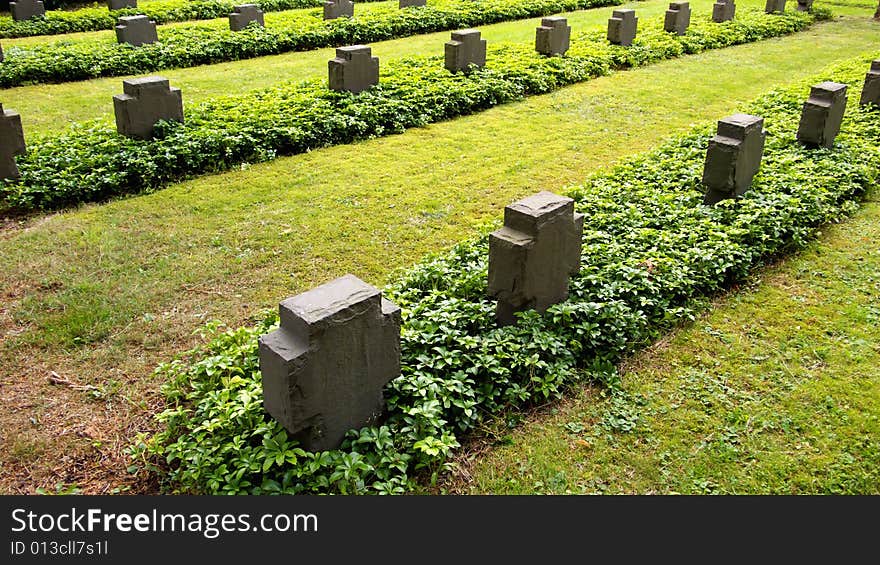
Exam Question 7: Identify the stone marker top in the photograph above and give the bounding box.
[335,45,373,59]
[118,15,150,23]
[451,29,482,41]
[541,16,568,26]
[122,76,172,95]
[715,113,763,141]
[810,81,848,98]
[670,1,690,8]
[504,191,576,235]
[613,8,637,17]
[279,274,396,332]
[233,3,260,9]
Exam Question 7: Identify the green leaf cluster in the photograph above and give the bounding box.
[1,9,819,211]
[131,55,880,495]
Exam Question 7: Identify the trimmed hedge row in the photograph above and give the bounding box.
[0,0,623,86]
[0,10,822,211]
[131,56,880,495]
[0,0,386,39]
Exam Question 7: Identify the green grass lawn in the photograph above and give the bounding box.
[0,13,877,493]
[445,196,880,495]
[4,0,867,137]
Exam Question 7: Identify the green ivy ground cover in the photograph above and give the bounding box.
[0,0,622,85]
[131,54,880,495]
[0,9,821,211]
[0,0,366,39]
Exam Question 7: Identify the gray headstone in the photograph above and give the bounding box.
[860,60,880,108]
[607,9,637,47]
[324,0,353,20]
[258,274,402,452]
[445,29,487,73]
[113,76,183,140]
[229,4,264,31]
[664,2,690,35]
[796,0,813,11]
[702,113,766,205]
[712,0,736,22]
[10,0,45,21]
[0,42,4,63]
[108,0,137,10]
[115,15,158,47]
[488,191,584,326]
[535,16,571,57]
[797,82,848,149]
[328,45,379,93]
[764,0,786,13]
[399,0,426,7]
[0,104,26,181]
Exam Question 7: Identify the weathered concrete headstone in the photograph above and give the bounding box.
[0,104,26,180]
[108,0,137,10]
[229,4,264,31]
[115,15,158,46]
[113,76,183,140]
[445,29,486,73]
[664,2,690,35]
[258,274,402,452]
[399,0,426,7]
[702,113,766,205]
[323,0,353,20]
[488,191,584,326]
[535,16,571,57]
[10,0,45,21]
[328,45,379,93]
[860,60,880,107]
[607,9,637,47]
[712,0,736,22]
[764,0,786,13]
[796,0,813,11]
[797,82,848,149]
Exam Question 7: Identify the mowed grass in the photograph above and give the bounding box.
[446,196,880,495]
[2,0,853,137]
[0,17,878,493]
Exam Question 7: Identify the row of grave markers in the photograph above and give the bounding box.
[1,0,818,50]
[257,63,878,452]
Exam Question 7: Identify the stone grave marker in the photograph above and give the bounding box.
[0,104,26,180]
[797,82,848,149]
[796,0,813,11]
[258,274,402,452]
[488,191,584,326]
[664,2,690,35]
[712,0,736,22]
[445,29,486,73]
[328,45,379,93]
[229,4,265,31]
[108,0,137,10]
[115,15,158,46]
[702,113,766,205]
[324,0,354,20]
[535,16,571,57]
[860,60,880,107]
[113,76,183,140]
[764,0,786,13]
[399,0,426,7]
[607,9,637,46]
[10,0,45,21]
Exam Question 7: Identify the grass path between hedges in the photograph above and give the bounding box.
[441,195,880,495]
[2,0,863,137]
[0,16,878,494]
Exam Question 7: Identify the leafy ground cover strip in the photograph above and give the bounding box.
[0,0,370,39]
[0,0,623,86]
[0,9,821,212]
[130,55,880,495]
